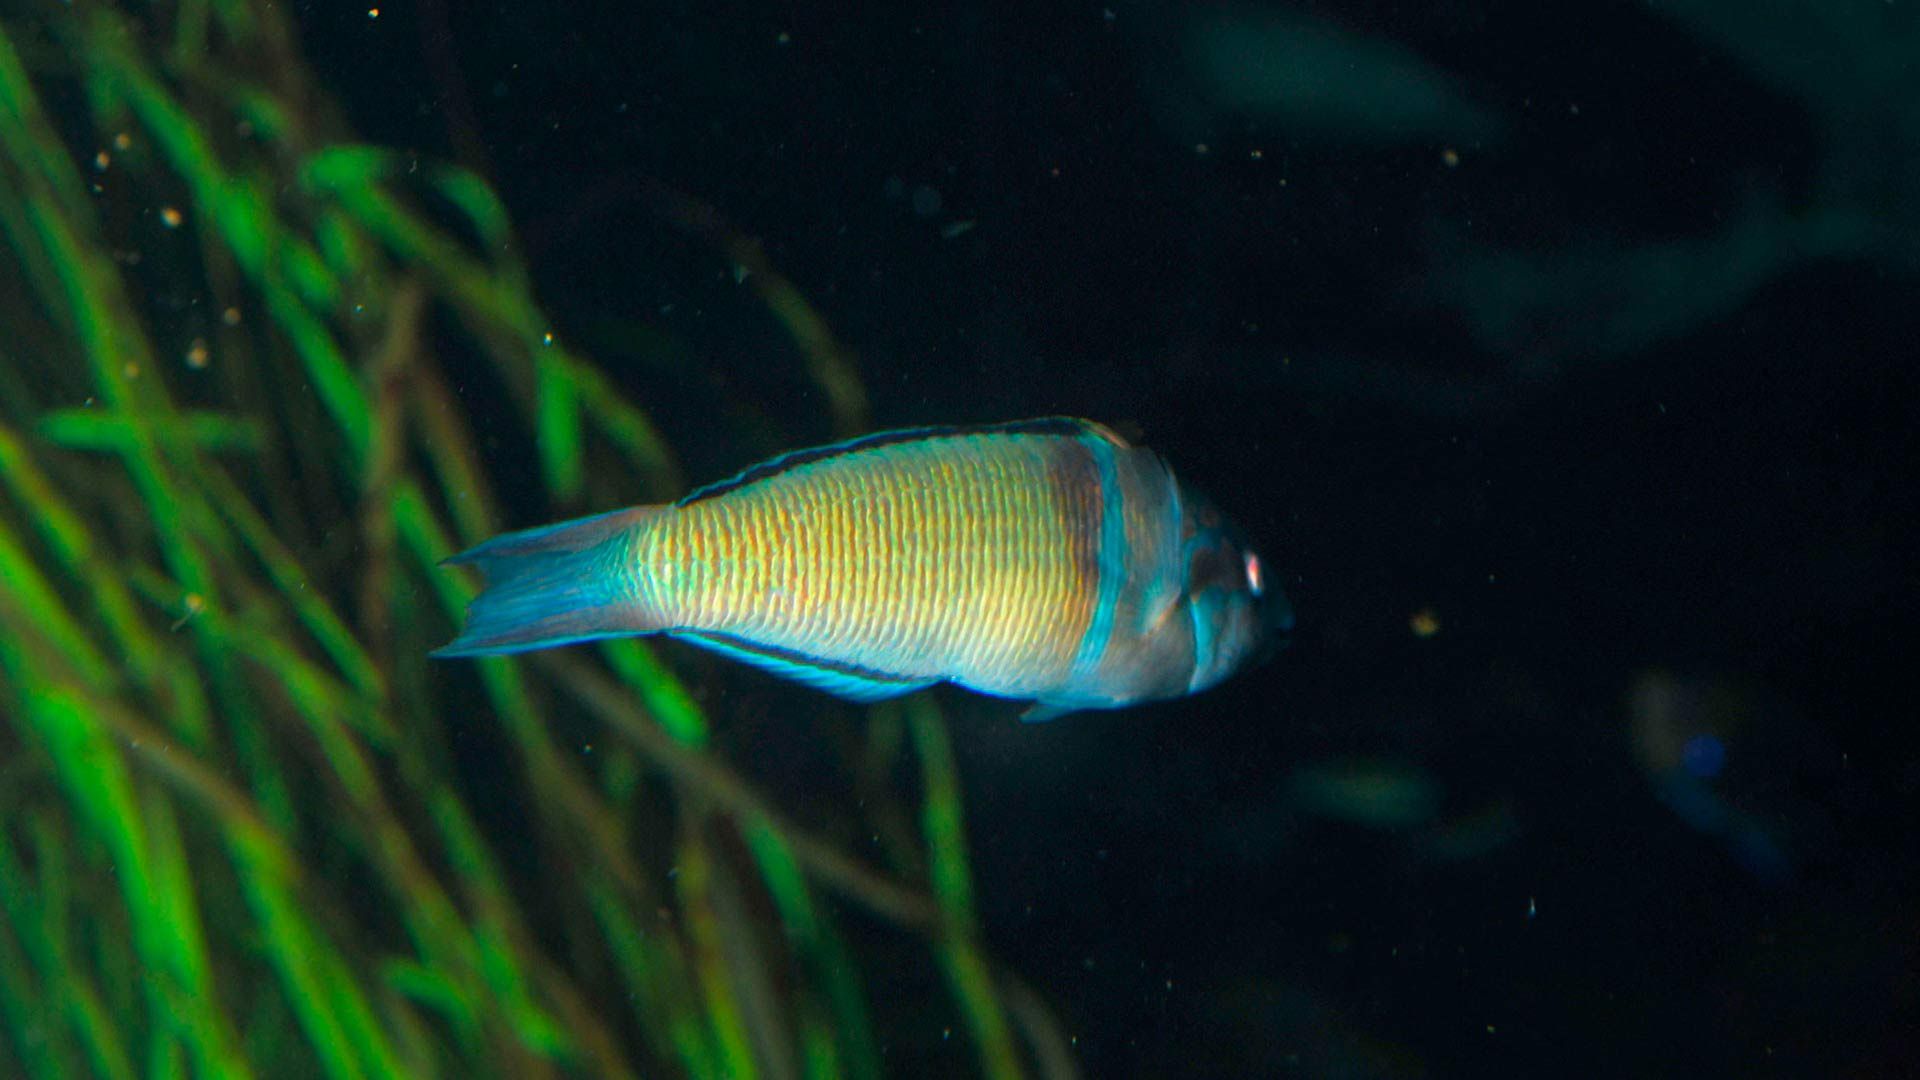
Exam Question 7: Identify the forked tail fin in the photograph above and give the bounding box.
[431,505,666,658]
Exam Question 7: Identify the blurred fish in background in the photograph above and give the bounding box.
[1435,2,1920,373]
[1287,757,1442,832]
[1125,1,1502,148]
[1628,670,1835,884]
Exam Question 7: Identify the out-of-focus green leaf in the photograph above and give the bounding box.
[39,408,264,454]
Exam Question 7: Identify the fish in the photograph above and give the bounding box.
[434,418,1288,720]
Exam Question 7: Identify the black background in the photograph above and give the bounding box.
[296,2,1918,1075]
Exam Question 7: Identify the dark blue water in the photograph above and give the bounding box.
[303,3,1918,1075]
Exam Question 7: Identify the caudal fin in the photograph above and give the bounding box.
[432,506,665,658]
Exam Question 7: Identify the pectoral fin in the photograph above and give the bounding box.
[1019,702,1078,724]
[1140,578,1183,637]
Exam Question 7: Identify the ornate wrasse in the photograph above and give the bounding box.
[435,418,1286,719]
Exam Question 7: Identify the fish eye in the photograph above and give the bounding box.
[1244,552,1264,597]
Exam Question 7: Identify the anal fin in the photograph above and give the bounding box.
[674,632,934,703]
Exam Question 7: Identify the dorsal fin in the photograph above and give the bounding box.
[676,416,1129,506]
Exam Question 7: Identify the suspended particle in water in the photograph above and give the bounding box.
[122,361,141,379]
[542,331,554,346]
[186,338,210,369]
[1442,148,1461,168]
[171,592,205,631]
[368,7,380,17]
[114,132,132,151]
[1410,607,1441,638]
[93,150,110,171]
[222,306,242,326]
[159,206,184,229]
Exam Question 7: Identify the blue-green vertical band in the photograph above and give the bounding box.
[1069,435,1128,685]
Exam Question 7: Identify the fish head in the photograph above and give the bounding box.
[1176,490,1290,695]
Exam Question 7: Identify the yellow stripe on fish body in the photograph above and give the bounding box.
[435,417,1283,719]
[635,427,1104,698]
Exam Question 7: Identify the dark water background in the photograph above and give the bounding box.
[300,2,1915,1075]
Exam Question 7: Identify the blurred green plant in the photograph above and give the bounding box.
[0,3,1063,1077]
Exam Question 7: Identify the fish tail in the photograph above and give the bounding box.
[432,506,665,657]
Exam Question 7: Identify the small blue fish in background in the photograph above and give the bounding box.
[1628,670,1810,884]
[437,418,1289,720]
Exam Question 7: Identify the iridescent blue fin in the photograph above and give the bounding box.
[432,506,662,657]
[675,631,934,703]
